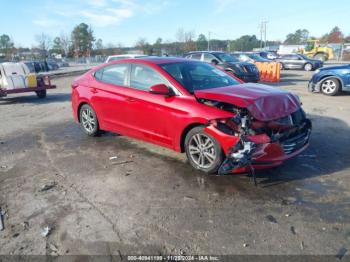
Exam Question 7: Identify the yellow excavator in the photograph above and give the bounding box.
[300,40,335,61]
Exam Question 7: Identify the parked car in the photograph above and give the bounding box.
[276,54,323,71]
[47,60,59,71]
[184,51,260,83]
[258,51,278,60]
[23,61,49,73]
[105,54,147,63]
[231,52,270,63]
[308,64,350,96]
[72,57,312,175]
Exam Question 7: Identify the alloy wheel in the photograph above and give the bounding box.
[81,108,96,134]
[188,133,216,169]
[321,80,337,94]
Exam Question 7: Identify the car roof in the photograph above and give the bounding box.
[119,56,191,65]
[185,51,225,54]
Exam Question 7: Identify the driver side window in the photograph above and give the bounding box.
[130,64,168,91]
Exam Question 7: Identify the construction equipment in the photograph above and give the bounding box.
[300,40,335,61]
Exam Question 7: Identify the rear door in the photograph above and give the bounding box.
[90,63,132,133]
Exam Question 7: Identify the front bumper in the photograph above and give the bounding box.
[204,118,312,175]
[308,81,321,93]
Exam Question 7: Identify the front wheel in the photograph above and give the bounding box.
[321,78,340,96]
[79,104,100,136]
[185,127,223,174]
[35,90,46,98]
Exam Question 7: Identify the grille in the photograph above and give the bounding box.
[282,129,311,155]
[244,65,258,73]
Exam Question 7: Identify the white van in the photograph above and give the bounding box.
[0,62,31,90]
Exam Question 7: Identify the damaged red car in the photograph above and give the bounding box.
[71,57,312,175]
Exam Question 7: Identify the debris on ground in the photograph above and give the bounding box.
[0,165,8,169]
[184,196,196,201]
[41,226,52,237]
[111,160,133,166]
[290,226,296,235]
[285,214,291,217]
[243,243,249,247]
[22,221,29,230]
[266,215,278,224]
[0,208,5,231]
[0,141,4,144]
[125,173,131,177]
[109,156,118,161]
[49,243,59,256]
[39,181,57,192]
[336,247,348,260]
[300,241,305,250]
[12,233,19,238]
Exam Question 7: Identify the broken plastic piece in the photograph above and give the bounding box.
[0,208,4,231]
[41,226,51,237]
[39,181,57,192]
[218,138,256,176]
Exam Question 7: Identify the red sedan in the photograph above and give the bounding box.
[71,57,311,175]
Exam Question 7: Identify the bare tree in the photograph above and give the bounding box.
[35,33,52,58]
[60,32,71,57]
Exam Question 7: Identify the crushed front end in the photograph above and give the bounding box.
[201,99,312,175]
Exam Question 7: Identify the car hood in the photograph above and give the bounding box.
[320,64,350,71]
[194,83,301,121]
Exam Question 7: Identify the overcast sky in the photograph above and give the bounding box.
[0,0,349,47]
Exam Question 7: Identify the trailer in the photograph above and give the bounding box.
[0,62,56,98]
[0,76,56,98]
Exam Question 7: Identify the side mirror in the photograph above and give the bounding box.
[211,59,219,65]
[149,84,171,96]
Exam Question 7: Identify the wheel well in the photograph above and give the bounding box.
[77,102,88,122]
[180,123,205,153]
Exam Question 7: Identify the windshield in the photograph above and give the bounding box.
[215,53,239,63]
[160,62,240,93]
[247,54,265,60]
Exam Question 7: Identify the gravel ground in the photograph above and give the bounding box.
[0,70,349,259]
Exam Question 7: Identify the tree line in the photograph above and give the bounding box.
[0,24,349,61]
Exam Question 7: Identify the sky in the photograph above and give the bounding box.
[0,0,349,48]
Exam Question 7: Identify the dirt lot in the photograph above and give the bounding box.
[0,70,349,258]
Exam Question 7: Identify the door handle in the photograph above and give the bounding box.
[126,97,137,102]
[91,87,98,94]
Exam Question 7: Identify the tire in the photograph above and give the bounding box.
[320,78,340,96]
[314,53,327,62]
[79,104,100,136]
[304,63,313,71]
[184,126,223,174]
[36,90,47,98]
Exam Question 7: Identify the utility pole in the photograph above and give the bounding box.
[264,21,268,48]
[259,22,263,49]
[208,31,211,51]
[259,20,268,49]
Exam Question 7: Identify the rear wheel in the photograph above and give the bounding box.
[304,63,313,71]
[314,53,327,62]
[185,126,223,174]
[35,90,46,98]
[79,104,100,136]
[320,78,340,96]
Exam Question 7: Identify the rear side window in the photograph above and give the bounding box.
[130,64,168,91]
[203,53,216,63]
[94,64,129,86]
[189,53,202,60]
